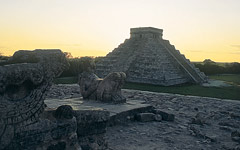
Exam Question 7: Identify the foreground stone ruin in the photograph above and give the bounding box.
[2,48,236,150]
[0,49,176,150]
[96,27,208,86]
[46,84,240,150]
[0,49,114,150]
[0,49,82,150]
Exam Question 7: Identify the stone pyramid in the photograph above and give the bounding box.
[96,27,208,86]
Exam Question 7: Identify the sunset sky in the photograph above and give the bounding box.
[0,0,239,62]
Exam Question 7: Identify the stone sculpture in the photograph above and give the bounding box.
[78,72,126,103]
[96,27,208,86]
[79,72,101,100]
[0,49,81,150]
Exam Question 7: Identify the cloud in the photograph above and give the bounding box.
[230,45,240,50]
[187,50,218,53]
[229,52,240,55]
[47,43,81,47]
[0,46,7,49]
[187,50,202,52]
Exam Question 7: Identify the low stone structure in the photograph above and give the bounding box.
[0,49,82,150]
[78,72,126,103]
[96,27,208,86]
[43,84,240,150]
[74,110,109,150]
[0,49,113,150]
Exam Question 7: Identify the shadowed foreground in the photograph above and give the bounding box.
[47,84,240,150]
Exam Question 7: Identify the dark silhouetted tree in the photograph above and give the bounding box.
[60,56,95,77]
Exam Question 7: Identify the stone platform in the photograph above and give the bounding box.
[45,98,154,125]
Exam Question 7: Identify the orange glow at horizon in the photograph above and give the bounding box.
[0,0,239,62]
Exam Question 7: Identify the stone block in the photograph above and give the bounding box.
[4,109,81,150]
[74,110,110,137]
[153,109,175,121]
[154,114,162,122]
[135,113,156,122]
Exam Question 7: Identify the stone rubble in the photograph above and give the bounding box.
[1,47,239,150]
[46,84,240,150]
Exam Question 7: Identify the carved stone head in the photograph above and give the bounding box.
[0,49,69,149]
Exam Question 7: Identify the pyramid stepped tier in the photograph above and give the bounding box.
[96,27,208,86]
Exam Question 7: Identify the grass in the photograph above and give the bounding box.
[209,74,240,86]
[54,76,78,84]
[54,74,240,100]
[123,82,240,100]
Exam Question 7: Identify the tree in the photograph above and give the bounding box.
[203,59,216,65]
[60,56,96,77]
[64,52,73,58]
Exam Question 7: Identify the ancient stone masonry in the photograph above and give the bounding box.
[96,27,208,86]
[0,49,82,150]
[78,72,126,103]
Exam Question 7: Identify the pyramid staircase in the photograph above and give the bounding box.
[96,27,207,86]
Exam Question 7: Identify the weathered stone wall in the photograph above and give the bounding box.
[75,110,109,150]
[4,108,80,150]
[96,27,207,86]
[130,27,163,39]
[0,49,83,150]
[0,49,120,150]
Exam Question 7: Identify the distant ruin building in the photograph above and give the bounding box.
[96,27,207,86]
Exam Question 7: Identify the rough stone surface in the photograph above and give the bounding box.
[74,110,110,137]
[45,98,110,150]
[79,134,108,150]
[75,110,109,150]
[5,108,81,150]
[135,113,156,122]
[54,105,74,120]
[153,109,175,121]
[78,72,126,103]
[232,131,240,143]
[0,50,83,150]
[191,112,208,125]
[45,97,153,126]
[46,84,81,99]
[154,114,162,122]
[96,27,208,86]
[106,89,240,150]
[46,84,240,150]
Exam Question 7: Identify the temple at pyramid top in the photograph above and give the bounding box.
[130,27,163,39]
[96,27,208,86]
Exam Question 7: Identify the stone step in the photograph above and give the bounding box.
[45,98,154,126]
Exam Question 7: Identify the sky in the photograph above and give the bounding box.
[0,0,239,62]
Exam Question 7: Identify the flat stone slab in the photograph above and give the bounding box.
[45,98,153,125]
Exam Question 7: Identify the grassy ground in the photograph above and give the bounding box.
[123,82,240,100]
[209,74,240,86]
[54,74,240,100]
[54,76,78,84]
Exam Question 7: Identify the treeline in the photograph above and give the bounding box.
[0,54,10,61]
[61,58,240,76]
[193,59,240,75]
[1,52,239,76]
[60,57,96,77]
[0,52,99,76]
[0,54,10,66]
